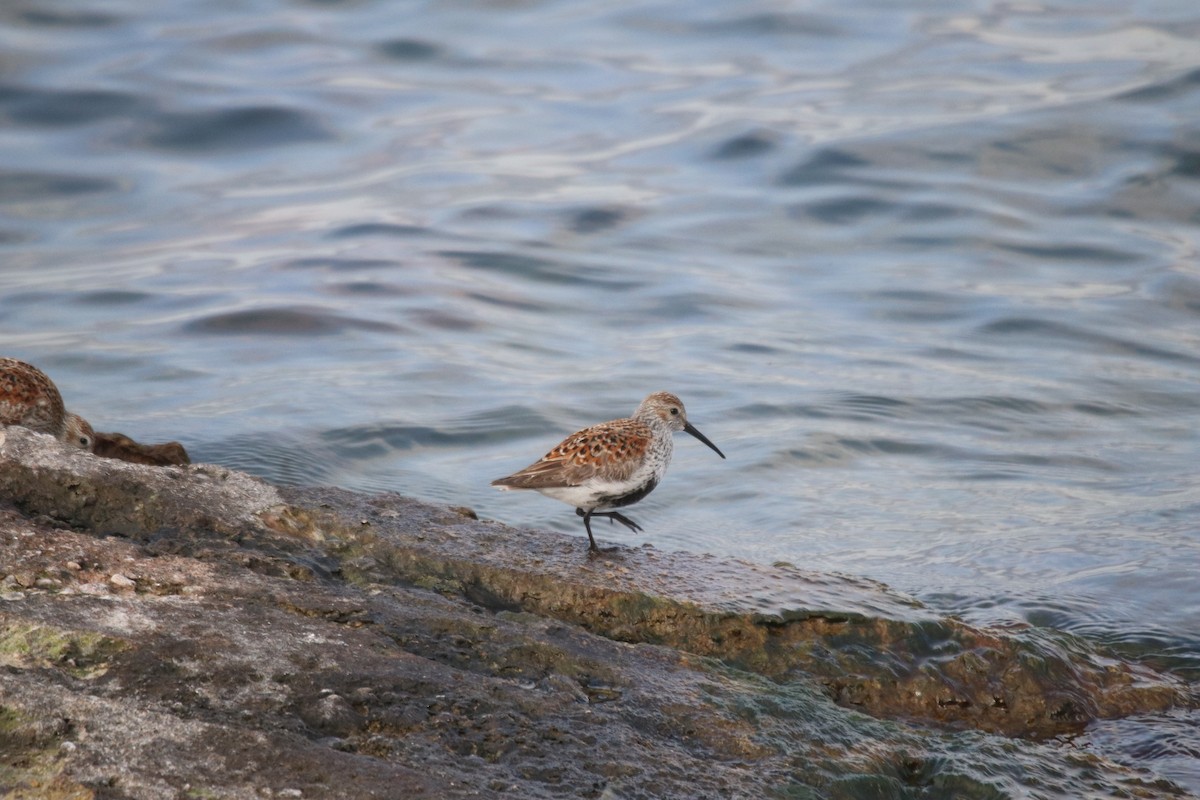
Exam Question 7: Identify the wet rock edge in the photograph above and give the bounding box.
[0,426,1195,799]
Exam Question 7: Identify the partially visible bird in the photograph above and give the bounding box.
[491,391,725,552]
[93,431,190,466]
[0,357,95,451]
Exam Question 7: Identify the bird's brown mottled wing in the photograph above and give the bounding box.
[0,358,66,434]
[93,431,191,466]
[491,418,651,489]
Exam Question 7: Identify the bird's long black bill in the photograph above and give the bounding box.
[684,421,725,459]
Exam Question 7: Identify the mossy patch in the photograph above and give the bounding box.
[0,622,126,678]
[0,705,91,800]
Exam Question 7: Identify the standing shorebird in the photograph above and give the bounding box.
[0,357,95,451]
[491,391,725,552]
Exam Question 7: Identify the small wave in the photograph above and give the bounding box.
[322,281,410,297]
[193,431,342,488]
[776,147,870,187]
[1118,67,1200,104]
[374,38,445,62]
[136,105,332,153]
[0,170,119,204]
[327,223,429,239]
[281,257,406,272]
[11,8,119,27]
[566,206,628,234]
[183,306,404,336]
[977,316,1200,364]
[72,290,156,306]
[0,84,145,127]
[439,249,644,290]
[709,130,778,160]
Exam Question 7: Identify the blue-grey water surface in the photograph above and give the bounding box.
[2,0,1199,792]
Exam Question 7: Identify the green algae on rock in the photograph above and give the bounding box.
[0,621,125,679]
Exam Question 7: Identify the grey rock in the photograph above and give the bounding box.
[0,426,1193,799]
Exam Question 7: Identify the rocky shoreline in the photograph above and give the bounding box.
[0,425,1194,798]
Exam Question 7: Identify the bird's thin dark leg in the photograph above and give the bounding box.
[577,508,599,551]
[589,510,643,533]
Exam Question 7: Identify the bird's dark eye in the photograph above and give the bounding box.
[670,407,679,415]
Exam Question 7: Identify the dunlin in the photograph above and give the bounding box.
[0,357,95,451]
[491,391,725,551]
[93,431,191,466]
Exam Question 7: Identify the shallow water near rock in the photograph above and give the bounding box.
[1,0,1199,792]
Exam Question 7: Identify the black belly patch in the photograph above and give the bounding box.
[598,477,658,509]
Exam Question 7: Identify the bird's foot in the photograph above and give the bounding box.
[578,508,641,553]
[589,510,643,533]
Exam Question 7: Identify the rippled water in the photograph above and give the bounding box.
[3,0,1199,791]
